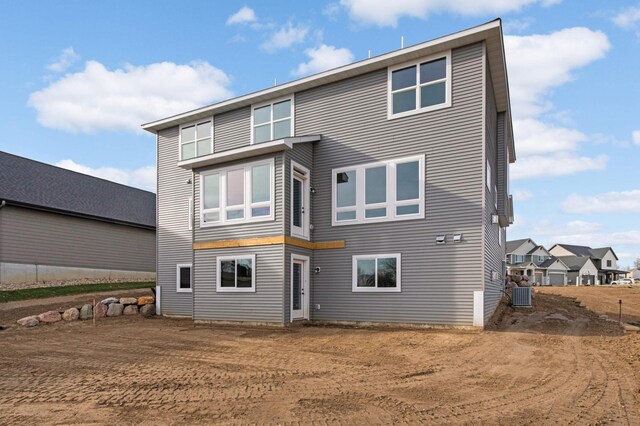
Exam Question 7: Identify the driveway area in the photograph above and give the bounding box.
[0,292,639,425]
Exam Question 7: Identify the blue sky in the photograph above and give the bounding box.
[1,1,639,266]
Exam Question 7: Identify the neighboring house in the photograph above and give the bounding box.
[506,238,568,286]
[0,151,156,287]
[549,244,624,284]
[144,20,515,328]
[556,256,599,286]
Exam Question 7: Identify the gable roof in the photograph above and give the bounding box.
[539,257,568,269]
[527,245,549,255]
[551,244,594,257]
[142,19,515,162]
[590,247,618,260]
[0,151,155,229]
[506,238,531,253]
[557,256,594,271]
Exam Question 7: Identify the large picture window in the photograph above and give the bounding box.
[252,98,293,144]
[216,255,256,292]
[388,52,451,119]
[352,254,401,292]
[180,119,213,160]
[200,159,274,226]
[332,155,424,226]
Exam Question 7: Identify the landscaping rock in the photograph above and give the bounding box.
[95,303,108,318]
[623,324,640,332]
[545,313,569,321]
[38,311,62,323]
[123,305,138,315]
[512,275,523,284]
[119,297,138,305]
[62,308,80,321]
[17,316,39,327]
[100,297,119,305]
[79,304,93,320]
[107,303,124,317]
[137,295,155,305]
[140,304,156,317]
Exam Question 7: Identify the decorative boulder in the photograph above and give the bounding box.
[137,296,155,306]
[119,297,138,305]
[100,297,119,305]
[123,305,138,315]
[519,280,531,288]
[62,308,80,321]
[140,304,156,317]
[512,275,523,283]
[38,311,62,323]
[17,316,39,327]
[107,303,124,317]
[522,275,530,281]
[95,303,108,318]
[79,304,93,320]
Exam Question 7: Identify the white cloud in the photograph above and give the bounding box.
[511,152,607,180]
[339,0,560,27]
[29,60,232,133]
[503,17,535,34]
[323,3,341,20]
[562,190,640,214]
[292,44,354,77]
[513,189,533,201]
[633,130,640,145]
[261,23,308,52]
[55,159,156,191]
[613,5,640,29]
[226,6,257,25]
[47,47,80,73]
[513,118,587,155]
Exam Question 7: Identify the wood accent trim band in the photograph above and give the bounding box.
[193,235,345,250]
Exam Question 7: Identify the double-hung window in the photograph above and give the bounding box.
[180,119,213,160]
[176,264,192,293]
[389,51,451,118]
[352,254,401,292]
[216,255,255,292]
[332,155,424,226]
[252,98,293,144]
[201,159,274,226]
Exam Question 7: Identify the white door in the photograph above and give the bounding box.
[291,255,310,320]
[291,162,310,239]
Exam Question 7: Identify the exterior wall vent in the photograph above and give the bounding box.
[512,287,532,307]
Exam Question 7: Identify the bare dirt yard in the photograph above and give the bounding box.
[0,291,639,425]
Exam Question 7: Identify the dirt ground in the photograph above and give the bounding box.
[0,292,639,425]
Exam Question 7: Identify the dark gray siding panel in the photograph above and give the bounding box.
[214,107,251,152]
[0,205,155,271]
[294,43,485,325]
[194,245,284,323]
[483,59,505,322]
[157,126,194,317]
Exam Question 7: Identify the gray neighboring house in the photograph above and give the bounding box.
[144,19,515,328]
[506,238,569,286]
[549,244,624,285]
[0,151,156,287]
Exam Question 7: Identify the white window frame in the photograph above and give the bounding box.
[387,50,452,120]
[499,227,504,246]
[332,155,424,227]
[179,118,213,161]
[176,263,192,293]
[188,197,193,231]
[514,254,524,263]
[200,158,275,227]
[486,159,492,191]
[250,96,295,145]
[216,254,256,293]
[352,254,401,293]
[291,161,310,240]
[538,255,545,262]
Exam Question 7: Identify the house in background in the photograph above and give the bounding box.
[144,19,515,328]
[555,256,599,286]
[0,151,156,288]
[506,238,568,286]
[549,244,624,284]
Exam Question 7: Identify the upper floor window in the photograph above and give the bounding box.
[180,119,212,160]
[606,260,612,267]
[514,254,524,263]
[200,159,274,227]
[388,51,451,119]
[538,255,546,262]
[252,98,293,144]
[332,155,424,226]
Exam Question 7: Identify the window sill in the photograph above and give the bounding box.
[387,101,451,120]
[332,213,424,227]
[352,288,402,293]
[200,216,275,228]
[176,288,193,293]
[216,288,256,293]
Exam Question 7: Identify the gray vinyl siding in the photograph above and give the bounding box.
[157,126,194,316]
[293,43,485,325]
[0,205,155,271]
[194,245,284,323]
[483,61,504,322]
[214,107,251,152]
[283,245,313,323]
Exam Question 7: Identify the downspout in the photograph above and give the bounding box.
[191,170,195,324]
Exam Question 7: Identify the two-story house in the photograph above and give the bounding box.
[506,238,568,286]
[549,244,623,285]
[143,19,515,328]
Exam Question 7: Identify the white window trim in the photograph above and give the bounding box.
[179,118,214,161]
[332,155,424,227]
[486,159,491,191]
[290,253,310,321]
[250,96,295,145]
[387,50,452,120]
[200,158,275,227]
[216,254,256,293]
[291,161,310,240]
[176,263,192,293]
[352,253,402,293]
[188,197,193,231]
